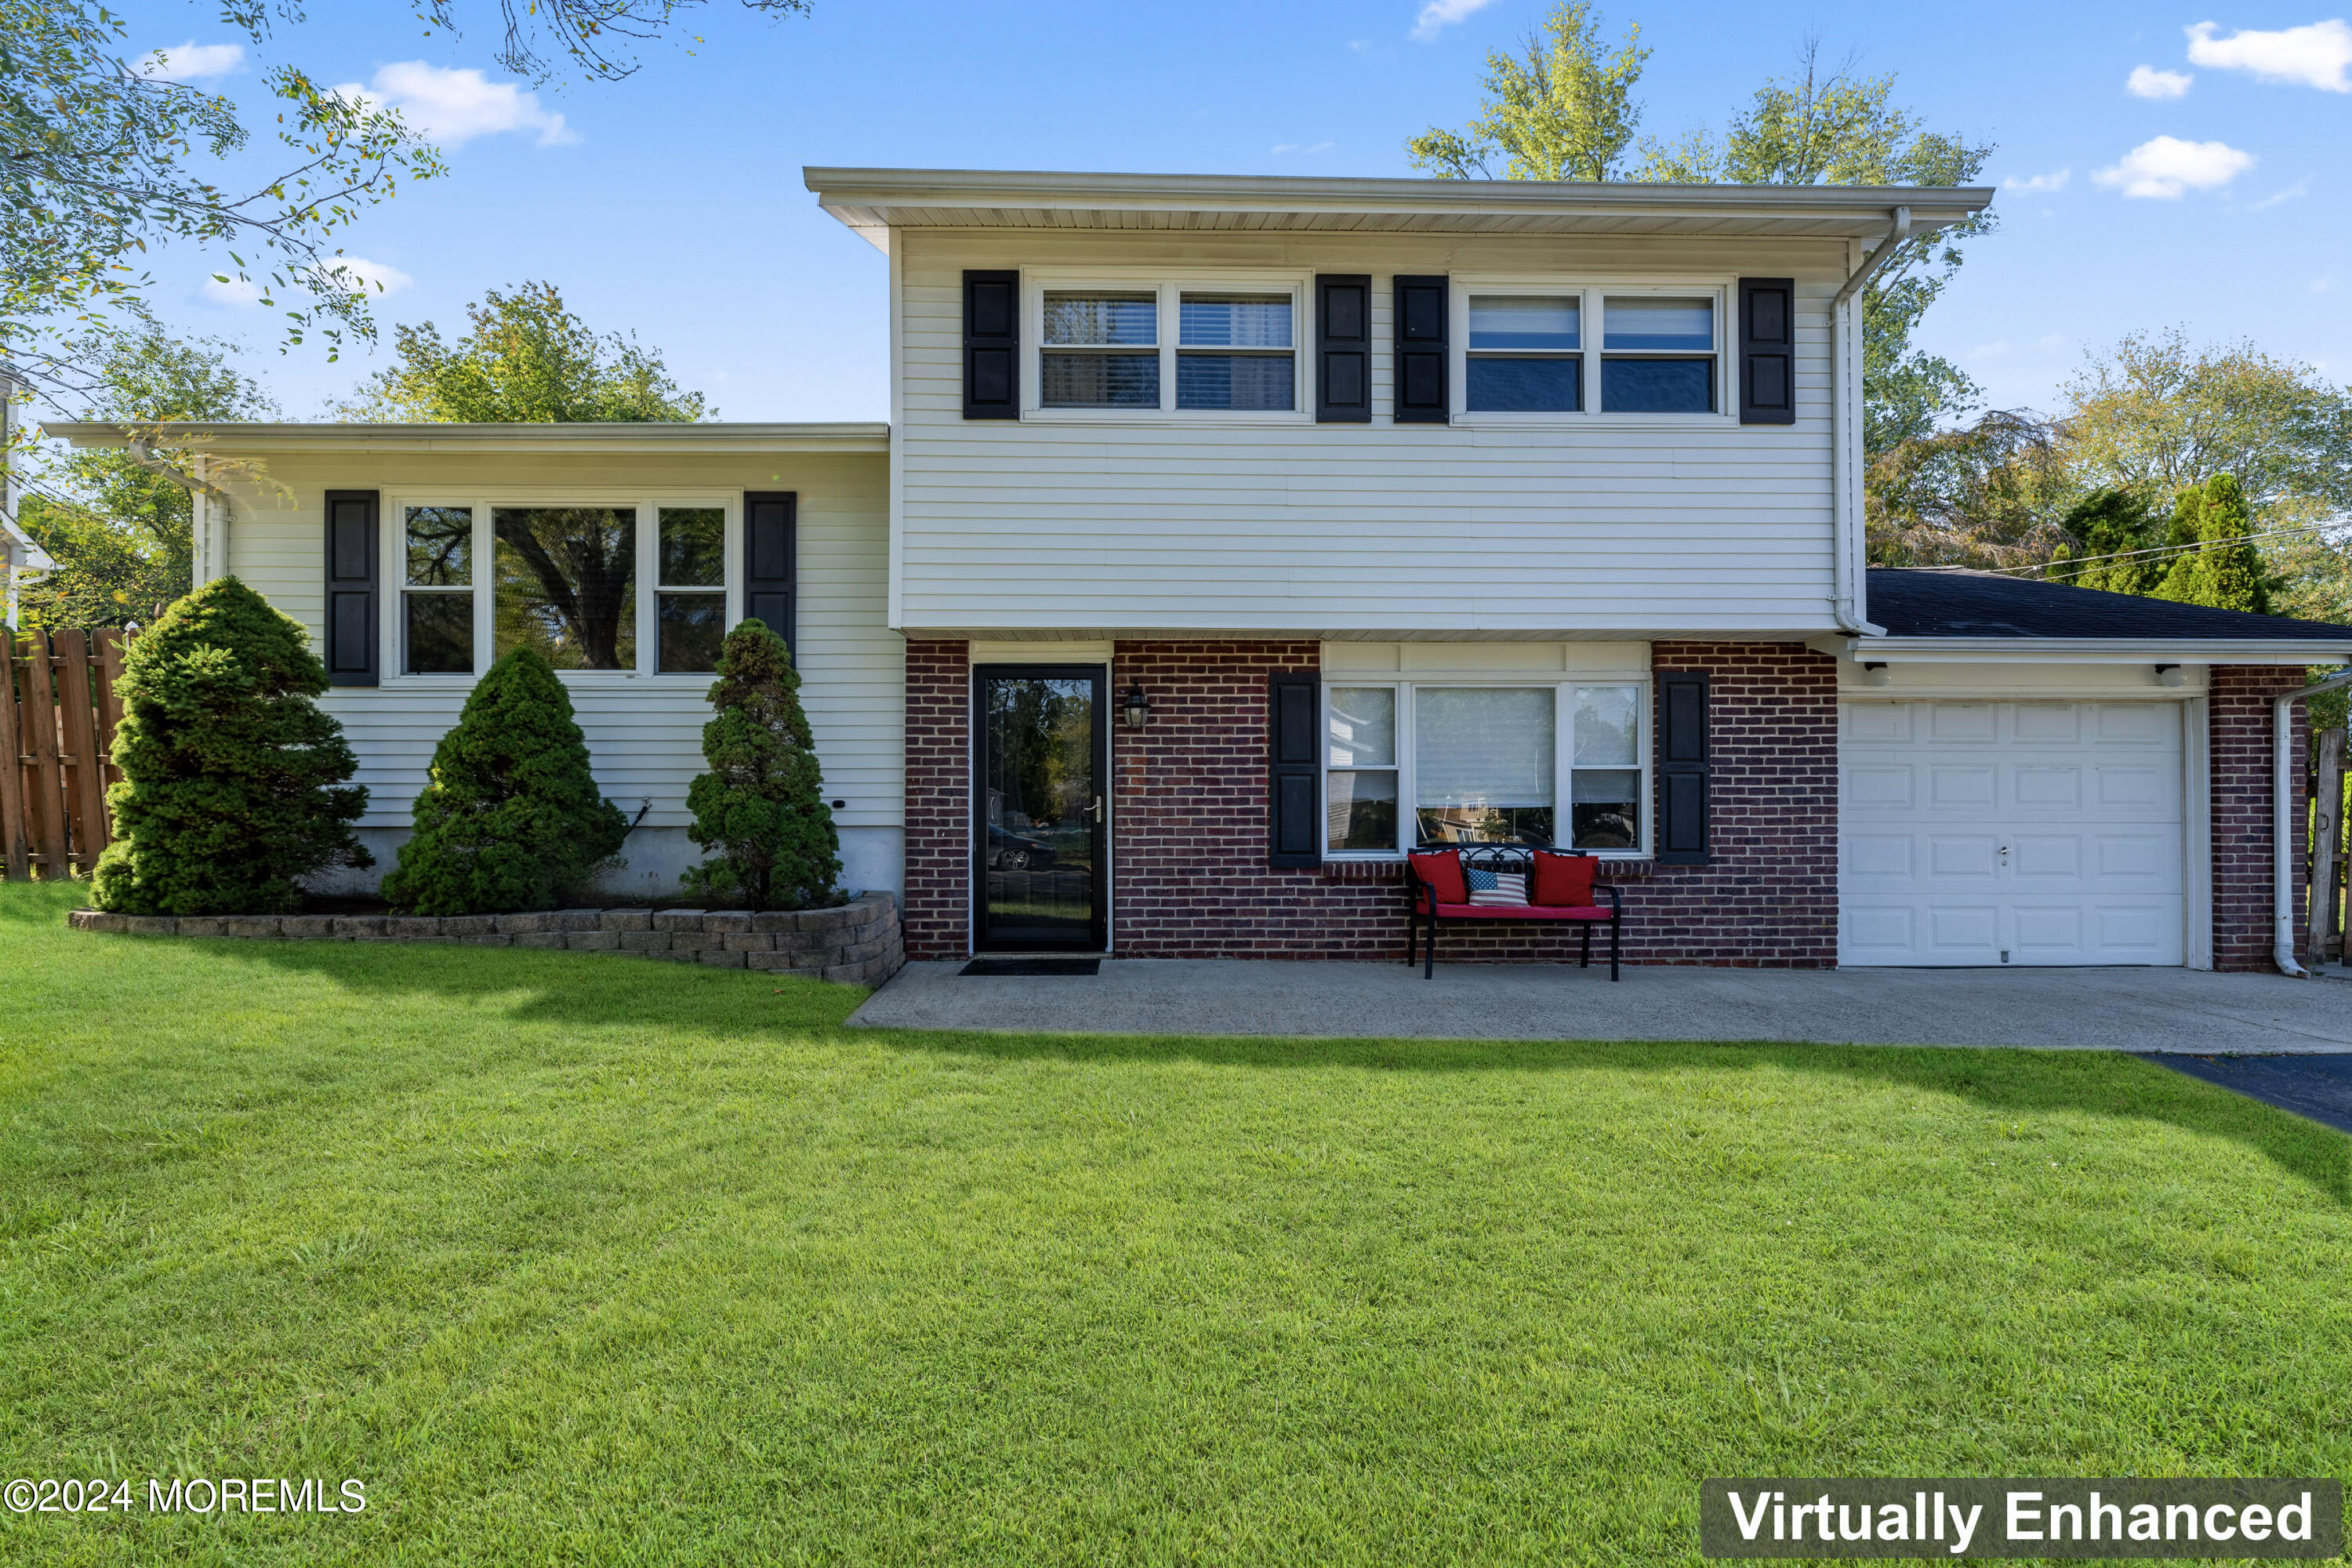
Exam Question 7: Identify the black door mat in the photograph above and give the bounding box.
[961,958,1102,977]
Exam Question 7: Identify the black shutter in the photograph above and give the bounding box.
[1316,274,1371,423]
[1656,672,1710,865]
[743,492,797,659]
[1738,278,1796,425]
[1392,274,1449,423]
[963,270,1019,419]
[323,489,379,687]
[1268,670,1322,869]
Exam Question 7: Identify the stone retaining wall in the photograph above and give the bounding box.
[67,891,904,985]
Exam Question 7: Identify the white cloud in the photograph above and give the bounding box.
[2093,135,2256,198]
[136,40,245,79]
[1410,0,1497,42]
[2185,18,2352,91]
[313,257,413,296]
[2127,64,2194,98]
[2003,168,2071,193]
[201,275,263,307]
[334,61,575,148]
[2252,175,2313,209]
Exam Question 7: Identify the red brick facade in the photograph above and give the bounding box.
[2209,665,2307,972]
[904,637,1842,965]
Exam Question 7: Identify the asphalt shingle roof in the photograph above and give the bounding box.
[1867,569,2352,643]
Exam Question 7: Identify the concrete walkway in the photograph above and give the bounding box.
[848,961,2352,1054]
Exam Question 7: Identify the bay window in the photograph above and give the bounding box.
[1323,682,1647,855]
[388,496,740,680]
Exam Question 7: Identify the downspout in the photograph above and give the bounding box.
[2274,666,2352,976]
[1828,207,1908,636]
[128,441,234,585]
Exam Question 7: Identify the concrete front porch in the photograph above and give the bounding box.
[848,962,2352,1054]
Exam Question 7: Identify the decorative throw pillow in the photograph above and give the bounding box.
[1410,848,1467,905]
[1533,851,1597,907]
[1465,867,1530,906]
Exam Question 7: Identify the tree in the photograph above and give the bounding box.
[380,646,630,914]
[1864,408,2071,568]
[2152,475,2274,615]
[1405,3,1650,181]
[338,282,709,423]
[91,576,369,914]
[16,327,274,628]
[2044,489,2165,596]
[681,619,840,909]
[1635,42,1993,452]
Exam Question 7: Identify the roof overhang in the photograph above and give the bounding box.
[804,166,1992,253]
[40,421,891,454]
[2,513,54,572]
[1813,634,2352,666]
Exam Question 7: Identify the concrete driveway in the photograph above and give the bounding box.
[848,961,2352,1054]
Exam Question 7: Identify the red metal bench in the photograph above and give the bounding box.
[1405,844,1623,981]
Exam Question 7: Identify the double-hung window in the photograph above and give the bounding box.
[1323,683,1646,855]
[1453,283,1725,419]
[392,497,740,679]
[1033,279,1303,416]
[1465,295,1581,412]
[1599,295,1717,413]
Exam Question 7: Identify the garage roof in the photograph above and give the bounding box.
[1870,568,2352,642]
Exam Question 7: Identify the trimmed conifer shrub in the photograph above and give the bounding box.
[2155,474,2274,615]
[681,619,841,910]
[382,646,630,914]
[91,576,371,914]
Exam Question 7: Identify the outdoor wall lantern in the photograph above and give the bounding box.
[1860,662,1893,688]
[2154,663,2187,688]
[1121,681,1155,729]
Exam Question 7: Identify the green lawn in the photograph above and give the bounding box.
[2,878,2347,1566]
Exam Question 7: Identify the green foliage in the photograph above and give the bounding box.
[381,647,630,914]
[339,281,710,423]
[89,576,369,915]
[1864,409,2069,568]
[2153,475,2274,615]
[681,619,841,910]
[16,326,274,630]
[1404,3,1649,181]
[2045,489,2165,596]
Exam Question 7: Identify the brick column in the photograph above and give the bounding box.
[2209,666,2307,972]
[901,639,969,960]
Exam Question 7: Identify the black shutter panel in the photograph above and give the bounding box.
[1268,670,1323,869]
[743,492,797,659]
[1392,274,1449,423]
[323,489,379,687]
[1738,278,1796,425]
[1316,274,1371,423]
[963,270,1019,420]
[1656,672,1710,865]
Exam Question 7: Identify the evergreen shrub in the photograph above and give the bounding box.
[681,619,841,910]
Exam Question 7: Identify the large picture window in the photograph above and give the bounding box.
[1323,682,1646,855]
[386,496,740,679]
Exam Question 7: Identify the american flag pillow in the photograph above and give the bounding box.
[1463,866,1530,906]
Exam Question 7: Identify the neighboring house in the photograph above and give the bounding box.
[45,169,2352,971]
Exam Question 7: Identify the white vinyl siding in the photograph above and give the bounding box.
[895,228,1847,636]
[215,451,898,833]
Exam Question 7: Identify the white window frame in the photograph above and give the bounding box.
[1450,276,1734,428]
[1022,269,1313,424]
[379,490,742,688]
[1319,678,1653,859]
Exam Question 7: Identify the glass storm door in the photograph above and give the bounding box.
[975,667,1107,950]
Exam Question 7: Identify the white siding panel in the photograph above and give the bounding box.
[895,228,1851,634]
[218,451,898,829]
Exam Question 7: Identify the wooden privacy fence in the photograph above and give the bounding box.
[0,629,137,881]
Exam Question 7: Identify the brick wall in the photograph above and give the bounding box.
[2209,665,2307,972]
[901,639,970,960]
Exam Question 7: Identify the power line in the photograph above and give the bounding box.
[1980,519,2346,578]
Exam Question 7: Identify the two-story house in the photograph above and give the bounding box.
[49,169,2352,972]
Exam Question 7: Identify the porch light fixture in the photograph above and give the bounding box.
[2154,663,2186,688]
[1121,681,1154,729]
[1860,662,1893,688]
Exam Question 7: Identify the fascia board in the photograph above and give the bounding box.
[41,422,891,454]
[1850,637,2352,666]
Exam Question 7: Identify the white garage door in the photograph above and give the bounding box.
[1840,701,2184,967]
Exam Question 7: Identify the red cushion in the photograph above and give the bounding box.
[1433,902,1612,921]
[1410,848,1467,905]
[1533,851,1597,907]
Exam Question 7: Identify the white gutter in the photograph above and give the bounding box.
[1829,207,1908,637]
[125,441,236,586]
[2274,667,2352,977]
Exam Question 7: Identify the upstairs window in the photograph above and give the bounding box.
[1041,292,1158,408]
[1178,294,1294,411]
[1465,295,1581,412]
[1600,296,1716,413]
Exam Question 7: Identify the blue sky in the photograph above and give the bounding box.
[109,0,2350,423]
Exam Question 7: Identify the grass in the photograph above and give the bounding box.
[1,877,2347,1566]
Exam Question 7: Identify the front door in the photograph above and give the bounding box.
[974,666,1107,951]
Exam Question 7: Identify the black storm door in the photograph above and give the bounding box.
[974,666,1108,951]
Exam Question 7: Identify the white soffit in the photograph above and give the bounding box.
[41,421,891,454]
[804,167,1994,253]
